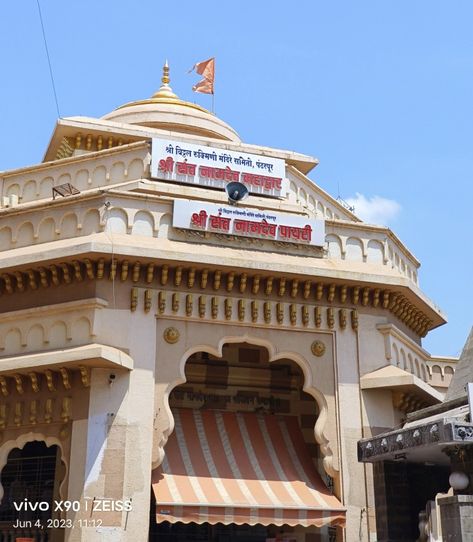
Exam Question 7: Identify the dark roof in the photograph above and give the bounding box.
[445,327,473,402]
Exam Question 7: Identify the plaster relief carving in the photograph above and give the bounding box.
[163,327,180,344]
[0,311,94,357]
[153,322,340,481]
[311,340,326,357]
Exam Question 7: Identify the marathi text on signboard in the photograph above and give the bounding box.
[151,138,288,198]
[173,200,325,247]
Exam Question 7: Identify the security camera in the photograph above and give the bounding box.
[225,182,249,205]
[108,374,116,385]
[104,201,111,208]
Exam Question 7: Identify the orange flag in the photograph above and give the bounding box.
[190,57,215,94]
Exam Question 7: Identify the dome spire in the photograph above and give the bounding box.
[162,59,170,84]
[152,60,178,99]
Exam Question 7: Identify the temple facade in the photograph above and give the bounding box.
[0,64,457,542]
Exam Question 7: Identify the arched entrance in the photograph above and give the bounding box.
[151,342,343,541]
[0,440,65,540]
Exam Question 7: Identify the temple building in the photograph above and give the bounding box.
[0,63,458,542]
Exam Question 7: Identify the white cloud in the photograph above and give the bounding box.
[344,193,401,226]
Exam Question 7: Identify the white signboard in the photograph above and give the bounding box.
[151,138,287,198]
[173,200,325,247]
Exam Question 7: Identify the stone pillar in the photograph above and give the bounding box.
[66,311,156,541]
[335,329,369,542]
[438,495,473,541]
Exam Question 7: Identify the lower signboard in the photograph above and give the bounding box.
[173,200,325,247]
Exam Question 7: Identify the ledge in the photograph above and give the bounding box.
[0,236,446,328]
[438,495,473,505]
[0,343,133,373]
[0,297,108,323]
[41,117,318,173]
[358,416,473,464]
[360,365,443,403]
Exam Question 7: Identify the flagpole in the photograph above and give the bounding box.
[212,59,215,113]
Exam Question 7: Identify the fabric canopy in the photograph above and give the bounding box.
[152,408,345,528]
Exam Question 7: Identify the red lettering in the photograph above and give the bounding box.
[176,161,197,176]
[191,210,208,228]
[159,156,174,173]
[209,215,231,232]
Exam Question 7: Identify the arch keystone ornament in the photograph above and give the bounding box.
[311,340,326,357]
[163,326,180,344]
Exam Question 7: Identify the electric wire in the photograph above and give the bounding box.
[36,0,61,118]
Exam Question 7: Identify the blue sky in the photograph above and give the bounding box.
[0,1,472,355]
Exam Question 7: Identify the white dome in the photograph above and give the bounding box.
[102,62,240,143]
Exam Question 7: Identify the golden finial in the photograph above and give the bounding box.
[162,59,170,85]
[152,60,178,100]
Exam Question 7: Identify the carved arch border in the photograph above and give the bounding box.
[0,432,68,502]
[155,330,338,479]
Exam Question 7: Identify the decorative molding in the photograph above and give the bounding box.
[154,290,354,333]
[359,420,473,463]
[0,258,433,336]
[0,298,108,324]
[454,424,473,442]
[153,324,339,481]
[130,288,138,311]
[311,340,326,357]
[55,136,74,160]
[351,309,359,331]
[359,422,443,461]
[144,289,152,313]
[78,365,90,387]
[60,368,71,390]
[377,323,455,386]
[163,327,180,344]
[392,390,430,414]
[377,323,430,360]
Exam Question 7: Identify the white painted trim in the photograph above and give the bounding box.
[0,343,133,373]
[0,298,108,323]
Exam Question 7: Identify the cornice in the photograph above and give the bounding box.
[43,117,319,174]
[0,343,133,374]
[0,297,108,323]
[0,141,148,179]
[0,256,439,337]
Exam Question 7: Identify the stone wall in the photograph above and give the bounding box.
[439,495,473,541]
